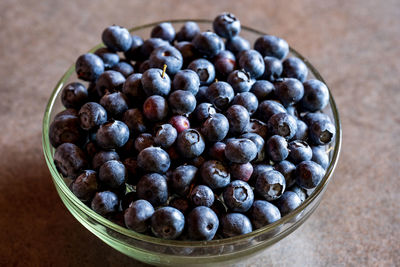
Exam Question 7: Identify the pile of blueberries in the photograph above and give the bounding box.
[50,12,335,241]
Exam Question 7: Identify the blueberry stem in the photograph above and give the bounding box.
[325,146,333,154]
[162,64,167,78]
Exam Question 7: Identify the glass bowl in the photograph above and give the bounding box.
[42,20,342,266]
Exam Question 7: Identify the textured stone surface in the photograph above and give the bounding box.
[0,0,399,266]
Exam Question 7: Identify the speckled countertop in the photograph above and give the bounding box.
[0,0,399,266]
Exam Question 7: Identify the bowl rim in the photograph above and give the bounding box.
[42,19,342,248]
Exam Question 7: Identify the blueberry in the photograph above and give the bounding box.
[151,22,175,42]
[151,207,185,239]
[245,119,268,139]
[240,133,265,162]
[170,165,198,196]
[140,38,170,59]
[137,173,168,206]
[99,92,129,117]
[223,180,254,212]
[201,113,229,142]
[71,170,98,202]
[122,108,147,134]
[250,164,274,185]
[256,170,286,201]
[149,45,183,75]
[256,100,286,123]
[194,103,217,122]
[250,200,281,229]
[134,133,155,152]
[124,199,154,233]
[78,102,107,131]
[124,35,144,61]
[275,78,305,107]
[208,142,226,162]
[102,25,132,52]
[141,68,171,96]
[169,197,191,214]
[176,129,205,158]
[122,73,146,104]
[54,143,88,179]
[190,156,206,169]
[92,150,120,170]
[292,119,308,141]
[138,60,151,73]
[232,92,259,115]
[169,115,190,133]
[173,69,200,95]
[84,141,100,159]
[143,95,169,121]
[274,160,296,188]
[174,41,199,67]
[289,185,308,203]
[190,185,215,207]
[175,21,200,42]
[195,85,209,103]
[309,119,335,145]
[200,160,230,189]
[187,206,219,241]
[311,146,329,169]
[54,109,79,120]
[61,82,88,109]
[192,31,223,58]
[99,160,126,189]
[225,105,250,135]
[267,135,289,162]
[96,120,129,149]
[254,35,289,60]
[295,161,326,189]
[75,53,104,81]
[262,56,283,82]
[301,79,330,112]
[91,191,119,215]
[95,48,120,69]
[268,113,298,140]
[137,147,170,173]
[96,70,126,97]
[282,57,308,82]
[225,138,257,164]
[188,58,216,85]
[154,124,177,148]
[49,115,85,147]
[288,140,313,164]
[168,90,196,115]
[227,70,253,93]
[225,36,250,55]
[206,81,234,110]
[238,49,265,79]
[111,61,134,77]
[220,213,252,238]
[274,191,302,216]
[213,12,241,38]
[230,162,253,182]
[249,80,274,101]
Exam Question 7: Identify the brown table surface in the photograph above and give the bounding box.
[1,0,399,266]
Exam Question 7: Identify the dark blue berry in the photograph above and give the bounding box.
[170,165,198,196]
[227,70,253,93]
[154,124,177,148]
[141,68,171,96]
[188,58,216,85]
[201,113,229,142]
[238,49,265,78]
[190,185,215,207]
[275,191,302,216]
[292,119,308,141]
[187,206,219,241]
[195,85,208,103]
[75,53,104,81]
[254,35,289,60]
[99,160,126,189]
[92,150,120,170]
[288,140,312,164]
[309,119,335,145]
[267,135,289,162]
[54,143,88,179]
[71,170,98,202]
[255,170,286,201]
[54,109,79,120]
[250,200,281,229]
[225,36,250,55]
[49,115,85,147]
[268,112,298,140]
[96,120,129,149]
[194,103,216,122]
[99,92,129,117]
[169,197,191,214]
[225,138,258,164]
[311,146,329,169]
[232,92,259,115]
[141,38,170,59]
[262,56,283,81]
[208,142,226,162]
[122,108,147,134]
[151,207,185,239]
[223,180,254,212]
[282,57,308,82]
[200,160,230,189]
[175,21,200,42]
[240,133,265,163]
[124,199,154,233]
[256,100,286,123]
[96,70,126,97]
[289,185,308,203]
[192,31,223,58]
[91,191,118,215]
[173,69,200,95]
[61,82,88,109]
[122,73,146,104]
[143,95,169,121]
[296,160,325,189]
[137,147,170,173]
[220,213,252,238]
[250,164,274,185]
[176,129,205,158]
[250,80,274,101]
[168,90,196,115]
[274,160,296,188]
[169,115,190,133]
[134,133,154,152]
[95,48,120,68]
[137,173,168,205]
[206,81,234,110]
[151,22,175,42]
[301,79,330,112]
[174,41,199,67]
[302,112,331,126]
[226,105,250,135]
[78,102,107,131]
[213,12,241,38]
[275,78,305,107]
[230,162,253,182]
[111,61,134,77]
[102,25,132,52]
[149,45,183,75]
[124,35,144,61]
